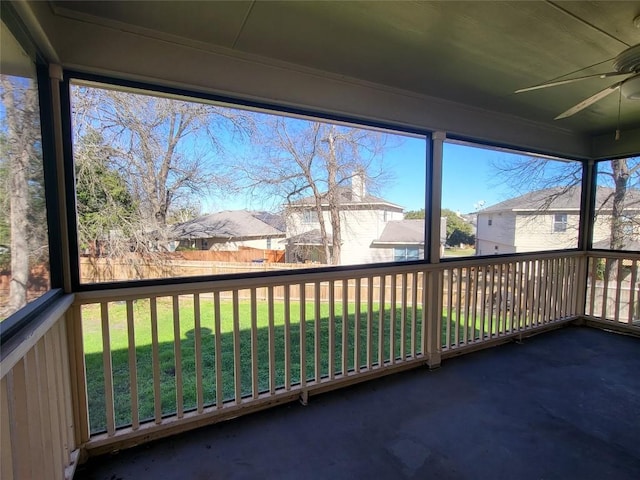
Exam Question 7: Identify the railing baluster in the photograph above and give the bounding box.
[284,285,291,390]
[422,270,429,355]
[614,260,623,322]
[268,286,276,394]
[193,294,204,414]
[445,268,452,348]
[400,273,407,360]
[378,275,386,366]
[172,296,184,418]
[527,259,534,326]
[534,260,543,326]
[341,279,348,375]
[100,302,115,436]
[126,300,139,428]
[367,276,374,369]
[213,291,223,407]
[463,267,471,344]
[588,257,597,316]
[390,274,396,363]
[410,272,418,357]
[150,297,162,422]
[314,282,321,382]
[251,288,259,399]
[354,278,361,373]
[329,280,335,379]
[601,259,610,320]
[490,265,498,340]
[471,266,479,341]
[455,267,462,345]
[629,260,637,325]
[232,290,242,404]
[478,266,485,340]
[496,263,504,335]
[300,283,307,387]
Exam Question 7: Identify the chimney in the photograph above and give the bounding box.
[352,171,366,202]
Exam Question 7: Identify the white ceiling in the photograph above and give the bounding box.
[19,1,640,158]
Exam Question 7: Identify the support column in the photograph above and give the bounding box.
[426,132,445,368]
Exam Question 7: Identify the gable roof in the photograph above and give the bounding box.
[171,210,285,240]
[371,220,425,246]
[479,186,640,214]
[289,186,403,211]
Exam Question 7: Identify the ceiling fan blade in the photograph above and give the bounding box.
[515,71,627,93]
[554,82,622,120]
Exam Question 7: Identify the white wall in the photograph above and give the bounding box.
[286,207,404,264]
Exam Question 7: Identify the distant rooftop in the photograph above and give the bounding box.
[171,210,285,240]
[372,220,425,246]
[479,186,640,214]
[289,186,403,211]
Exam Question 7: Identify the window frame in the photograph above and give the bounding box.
[0,3,64,345]
[62,70,435,291]
[553,213,568,233]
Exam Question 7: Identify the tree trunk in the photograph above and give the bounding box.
[326,132,342,265]
[1,78,37,312]
[605,159,629,279]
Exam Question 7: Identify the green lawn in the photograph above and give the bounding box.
[82,296,512,433]
[82,297,432,433]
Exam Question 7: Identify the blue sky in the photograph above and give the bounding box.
[207,129,538,215]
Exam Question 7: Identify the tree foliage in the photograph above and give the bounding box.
[441,208,475,246]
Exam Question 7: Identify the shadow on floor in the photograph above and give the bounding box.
[77,326,640,480]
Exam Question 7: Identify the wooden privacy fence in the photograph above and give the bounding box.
[80,257,305,283]
[73,251,586,455]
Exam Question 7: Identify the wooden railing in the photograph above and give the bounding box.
[0,295,81,480]
[585,252,640,332]
[73,251,585,454]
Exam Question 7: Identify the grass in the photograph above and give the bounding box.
[442,247,476,258]
[82,296,515,433]
[82,297,433,433]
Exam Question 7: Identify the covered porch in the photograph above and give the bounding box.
[1,2,639,480]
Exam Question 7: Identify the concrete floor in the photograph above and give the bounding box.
[76,326,640,480]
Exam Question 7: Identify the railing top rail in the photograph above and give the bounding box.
[587,250,640,260]
[73,251,585,304]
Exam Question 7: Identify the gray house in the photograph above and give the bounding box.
[171,210,286,251]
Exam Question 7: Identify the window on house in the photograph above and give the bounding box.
[553,214,568,233]
[0,20,51,321]
[302,210,319,224]
[394,247,420,262]
[69,79,428,283]
[593,158,640,250]
[266,238,272,249]
[441,140,582,259]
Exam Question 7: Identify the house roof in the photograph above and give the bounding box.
[371,220,425,246]
[171,210,285,240]
[289,186,403,211]
[479,186,640,214]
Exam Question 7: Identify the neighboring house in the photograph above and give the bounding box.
[476,186,640,255]
[285,177,404,264]
[370,219,425,262]
[171,210,286,251]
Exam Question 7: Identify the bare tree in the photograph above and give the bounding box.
[72,86,252,232]
[242,118,389,265]
[71,85,253,280]
[491,154,640,277]
[0,75,45,314]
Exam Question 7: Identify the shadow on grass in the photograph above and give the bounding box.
[86,308,451,434]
